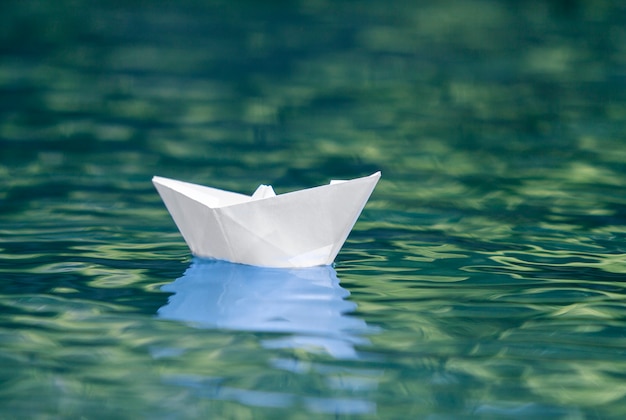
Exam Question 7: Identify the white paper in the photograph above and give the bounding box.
[250,184,276,200]
[152,171,381,268]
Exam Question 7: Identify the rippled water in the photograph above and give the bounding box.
[2,0,626,418]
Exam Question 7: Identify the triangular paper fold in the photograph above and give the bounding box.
[153,172,381,268]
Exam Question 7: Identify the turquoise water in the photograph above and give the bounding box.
[2,0,626,418]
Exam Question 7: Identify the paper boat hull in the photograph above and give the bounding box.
[153,172,380,268]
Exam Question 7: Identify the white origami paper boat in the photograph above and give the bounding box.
[152,171,380,268]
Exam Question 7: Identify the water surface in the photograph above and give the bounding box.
[2,0,626,418]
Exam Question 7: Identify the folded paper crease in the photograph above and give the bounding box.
[153,172,380,268]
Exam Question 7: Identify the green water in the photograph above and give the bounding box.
[2,0,626,418]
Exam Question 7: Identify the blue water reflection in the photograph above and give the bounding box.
[158,258,375,359]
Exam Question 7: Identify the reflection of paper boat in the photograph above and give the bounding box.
[157,259,374,359]
[152,172,380,268]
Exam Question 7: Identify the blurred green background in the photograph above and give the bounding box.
[2,0,626,418]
